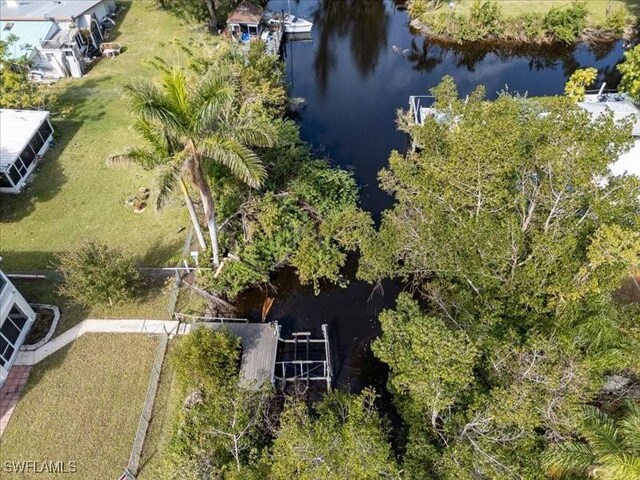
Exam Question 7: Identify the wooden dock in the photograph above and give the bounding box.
[203,322,278,389]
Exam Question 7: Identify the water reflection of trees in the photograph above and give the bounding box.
[313,0,390,93]
[407,37,619,78]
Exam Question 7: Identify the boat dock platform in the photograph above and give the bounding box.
[262,24,284,56]
[200,321,279,389]
[196,319,333,392]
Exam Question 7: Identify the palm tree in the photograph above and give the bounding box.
[109,118,207,249]
[110,68,276,267]
[544,403,640,479]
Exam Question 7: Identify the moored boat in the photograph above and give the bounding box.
[268,12,313,34]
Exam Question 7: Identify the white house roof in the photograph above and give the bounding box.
[579,96,640,137]
[578,94,640,178]
[0,20,58,59]
[611,139,640,178]
[0,0,105,22]
[0,109,49,172]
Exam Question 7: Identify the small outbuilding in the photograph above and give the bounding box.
[0,109,54,194]
[227,1,264,39]
[0,270,36,386]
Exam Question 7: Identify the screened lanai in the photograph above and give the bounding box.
[0,109,54,194]
[0,270,36,386]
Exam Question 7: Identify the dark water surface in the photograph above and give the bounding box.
[241,0,628,392]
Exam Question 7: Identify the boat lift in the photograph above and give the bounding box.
[273,324,333,392]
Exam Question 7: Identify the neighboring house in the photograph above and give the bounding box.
[0,0,117,78]
[578,93,640,178]
[0,109,54,194]
[408,93,640,179]
[0,270,35,386]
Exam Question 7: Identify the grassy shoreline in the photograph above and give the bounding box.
[408,0,638,45]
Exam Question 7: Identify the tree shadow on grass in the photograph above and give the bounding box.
[137,237,186,268]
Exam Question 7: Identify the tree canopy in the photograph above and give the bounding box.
[0,38,54,110]
[267,389,399,480]
[619,45,640,102]
[361,77,640,478]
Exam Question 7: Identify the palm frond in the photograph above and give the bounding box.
[107,147,162,170]
[162,69,190,118]
[153,158,184,212]
[132,119,172,156]
[221,114,277,148]
[583,406,624,458]
[606,453,640,480]
[618,409,640,454]
[200,136,266,188]
[124,81,185,134]
[193,73,235,133]
[543,441,596,478]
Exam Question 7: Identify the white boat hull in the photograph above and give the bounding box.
[268,14,313,34]
[284,20,312,34]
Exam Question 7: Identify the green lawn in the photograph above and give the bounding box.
[442,1,639,22]
[11,277,172,336]
[137,342,181,479]
[0,0,214,272]
[0,334,159,479]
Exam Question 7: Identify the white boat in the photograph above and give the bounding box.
[268,13,313,34]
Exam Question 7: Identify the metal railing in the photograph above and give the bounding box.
[180,312,248,323]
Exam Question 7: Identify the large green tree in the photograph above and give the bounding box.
[168,327,273,477]
[618,45,640,102]
[267,389,399,479]
[0,38,53,109]
[361,77,640,478]
[111,67,276,267]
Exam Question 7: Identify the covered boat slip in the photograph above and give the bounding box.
[198,321,333,391]
[0,109,54,194]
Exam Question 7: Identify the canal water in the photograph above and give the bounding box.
[240,0,629,393]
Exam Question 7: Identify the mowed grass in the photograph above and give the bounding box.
[0,0,215,272]
[11,277,173,336]
[137,342,181,479]
[435,1,639,23]
[0,334,159,479]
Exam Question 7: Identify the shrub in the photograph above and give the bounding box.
[517,13,547,43]
[618,45,640,102]
[565,67,598,102]
[57,242,140,306]
[469,0,502,36]
[602,8,629,35]
[170,326,240,393]
[544,1,588,44]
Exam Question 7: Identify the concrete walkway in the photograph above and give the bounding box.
[15,319,187,366]
[0,319,187,438]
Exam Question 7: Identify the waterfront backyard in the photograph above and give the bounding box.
[0,1,206,272]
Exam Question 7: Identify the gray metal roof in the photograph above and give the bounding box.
[0,0,105,21]
[0,109,50,171]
